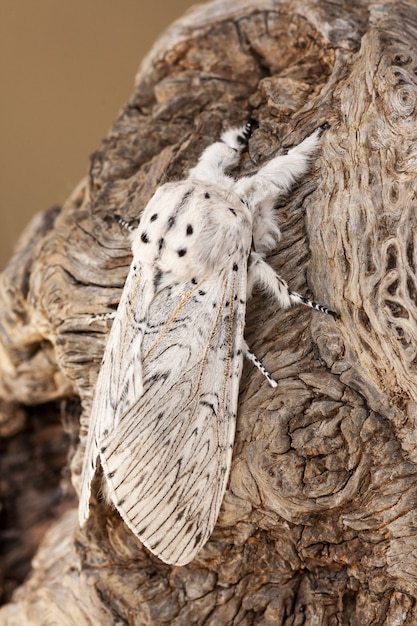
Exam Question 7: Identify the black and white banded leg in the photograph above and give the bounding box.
[248,252,338,318]
[86,311,116,326]
[243,342,278,388]
[289,292,338,317]
[115,215,137,233]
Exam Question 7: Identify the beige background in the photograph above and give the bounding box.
[0,0,198,270]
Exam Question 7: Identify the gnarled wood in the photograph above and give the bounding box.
[1,0,417,623]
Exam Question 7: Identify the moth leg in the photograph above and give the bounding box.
[243,341,277,387]
[115,215,137,233]
[85,311,116,325]
[288,291,339,318]
[248,252,338,318]
[188,122,252,185]
[85,218,134,325]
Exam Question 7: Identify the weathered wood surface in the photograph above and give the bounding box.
[0,400,78,604]
[1,0,417,623]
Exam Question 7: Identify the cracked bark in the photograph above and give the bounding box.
[1,0,417,624]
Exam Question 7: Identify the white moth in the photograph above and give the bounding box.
[79,121,337,566]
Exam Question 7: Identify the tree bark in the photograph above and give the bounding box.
[1,0,417,623]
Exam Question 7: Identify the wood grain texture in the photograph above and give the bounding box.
[1,0,417,623]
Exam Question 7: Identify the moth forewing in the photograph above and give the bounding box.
[78,264,148,525]
[99,238,251,565]
[82,175,252,565]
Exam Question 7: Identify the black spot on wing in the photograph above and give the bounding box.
[158,238,165,251]
[141,232,149,243]
[233,263,238,271]
[150,213,158,221]
[177,249,187,257]
[204,192,210,199]
[186,224,193,235]
[167,215,176,229]
[229,208,237,216]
